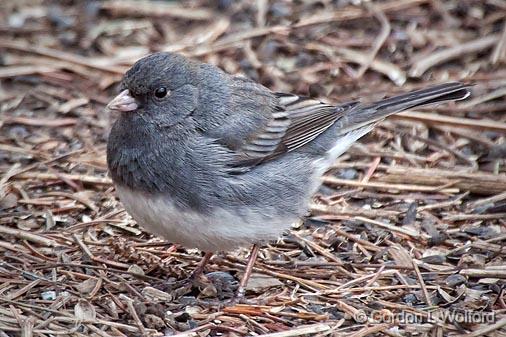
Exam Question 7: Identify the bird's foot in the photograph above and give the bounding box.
[224,288,255,306]
[154,252,215,297]
[152,276,195,297]
[198,271,239,300]
[154,270,240,301]
[194,291,254,308]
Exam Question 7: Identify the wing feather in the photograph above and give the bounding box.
[226,82,471,172]
[229,93,350,170]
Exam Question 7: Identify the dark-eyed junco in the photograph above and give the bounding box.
[106,52,470,300]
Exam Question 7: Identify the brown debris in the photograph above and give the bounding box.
[0,0,505,336]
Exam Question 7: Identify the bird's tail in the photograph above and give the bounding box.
[337,82,472,135]
[365,82,471,115]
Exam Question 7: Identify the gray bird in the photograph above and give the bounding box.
[106,52,471,300]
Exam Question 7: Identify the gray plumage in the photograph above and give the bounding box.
[107,52,471,251]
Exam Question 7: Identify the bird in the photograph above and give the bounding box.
[106,52,471,301]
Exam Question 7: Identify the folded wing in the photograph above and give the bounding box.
[229,82,471,171]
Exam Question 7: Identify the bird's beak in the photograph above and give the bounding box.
[106,89,138,112]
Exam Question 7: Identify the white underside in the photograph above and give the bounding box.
[312,126,374,178]
[116,185,297,252]
[115,128,371,252]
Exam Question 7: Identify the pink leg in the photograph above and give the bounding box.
[190,251,213,280]
[235,244,259,300]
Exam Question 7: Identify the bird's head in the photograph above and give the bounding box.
[107,52,200,127]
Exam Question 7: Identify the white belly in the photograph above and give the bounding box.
[115,185,296,252]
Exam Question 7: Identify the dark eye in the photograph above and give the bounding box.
[154,87,168,99]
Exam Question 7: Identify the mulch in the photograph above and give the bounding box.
[1,0,505,336]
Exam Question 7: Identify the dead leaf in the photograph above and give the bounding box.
[75,277,98,295]
[74,299,96,320]
[245,273,283,292]
[141,286,172,302]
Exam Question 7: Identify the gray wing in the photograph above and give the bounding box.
[229,93,358,170]
[227,82,471,172]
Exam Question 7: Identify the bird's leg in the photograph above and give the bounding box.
[160,251,213,296]
[192,246,260,307]
[234,244,259,302]
[189,251,213,281]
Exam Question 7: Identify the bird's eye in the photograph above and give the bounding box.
[154,87,168,99]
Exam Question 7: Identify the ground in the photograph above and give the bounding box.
[1,0,506,336]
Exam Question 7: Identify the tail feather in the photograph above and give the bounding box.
[370,82,471,114]
[337,82,472,135]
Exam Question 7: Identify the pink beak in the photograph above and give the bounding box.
[106,89,138,112]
